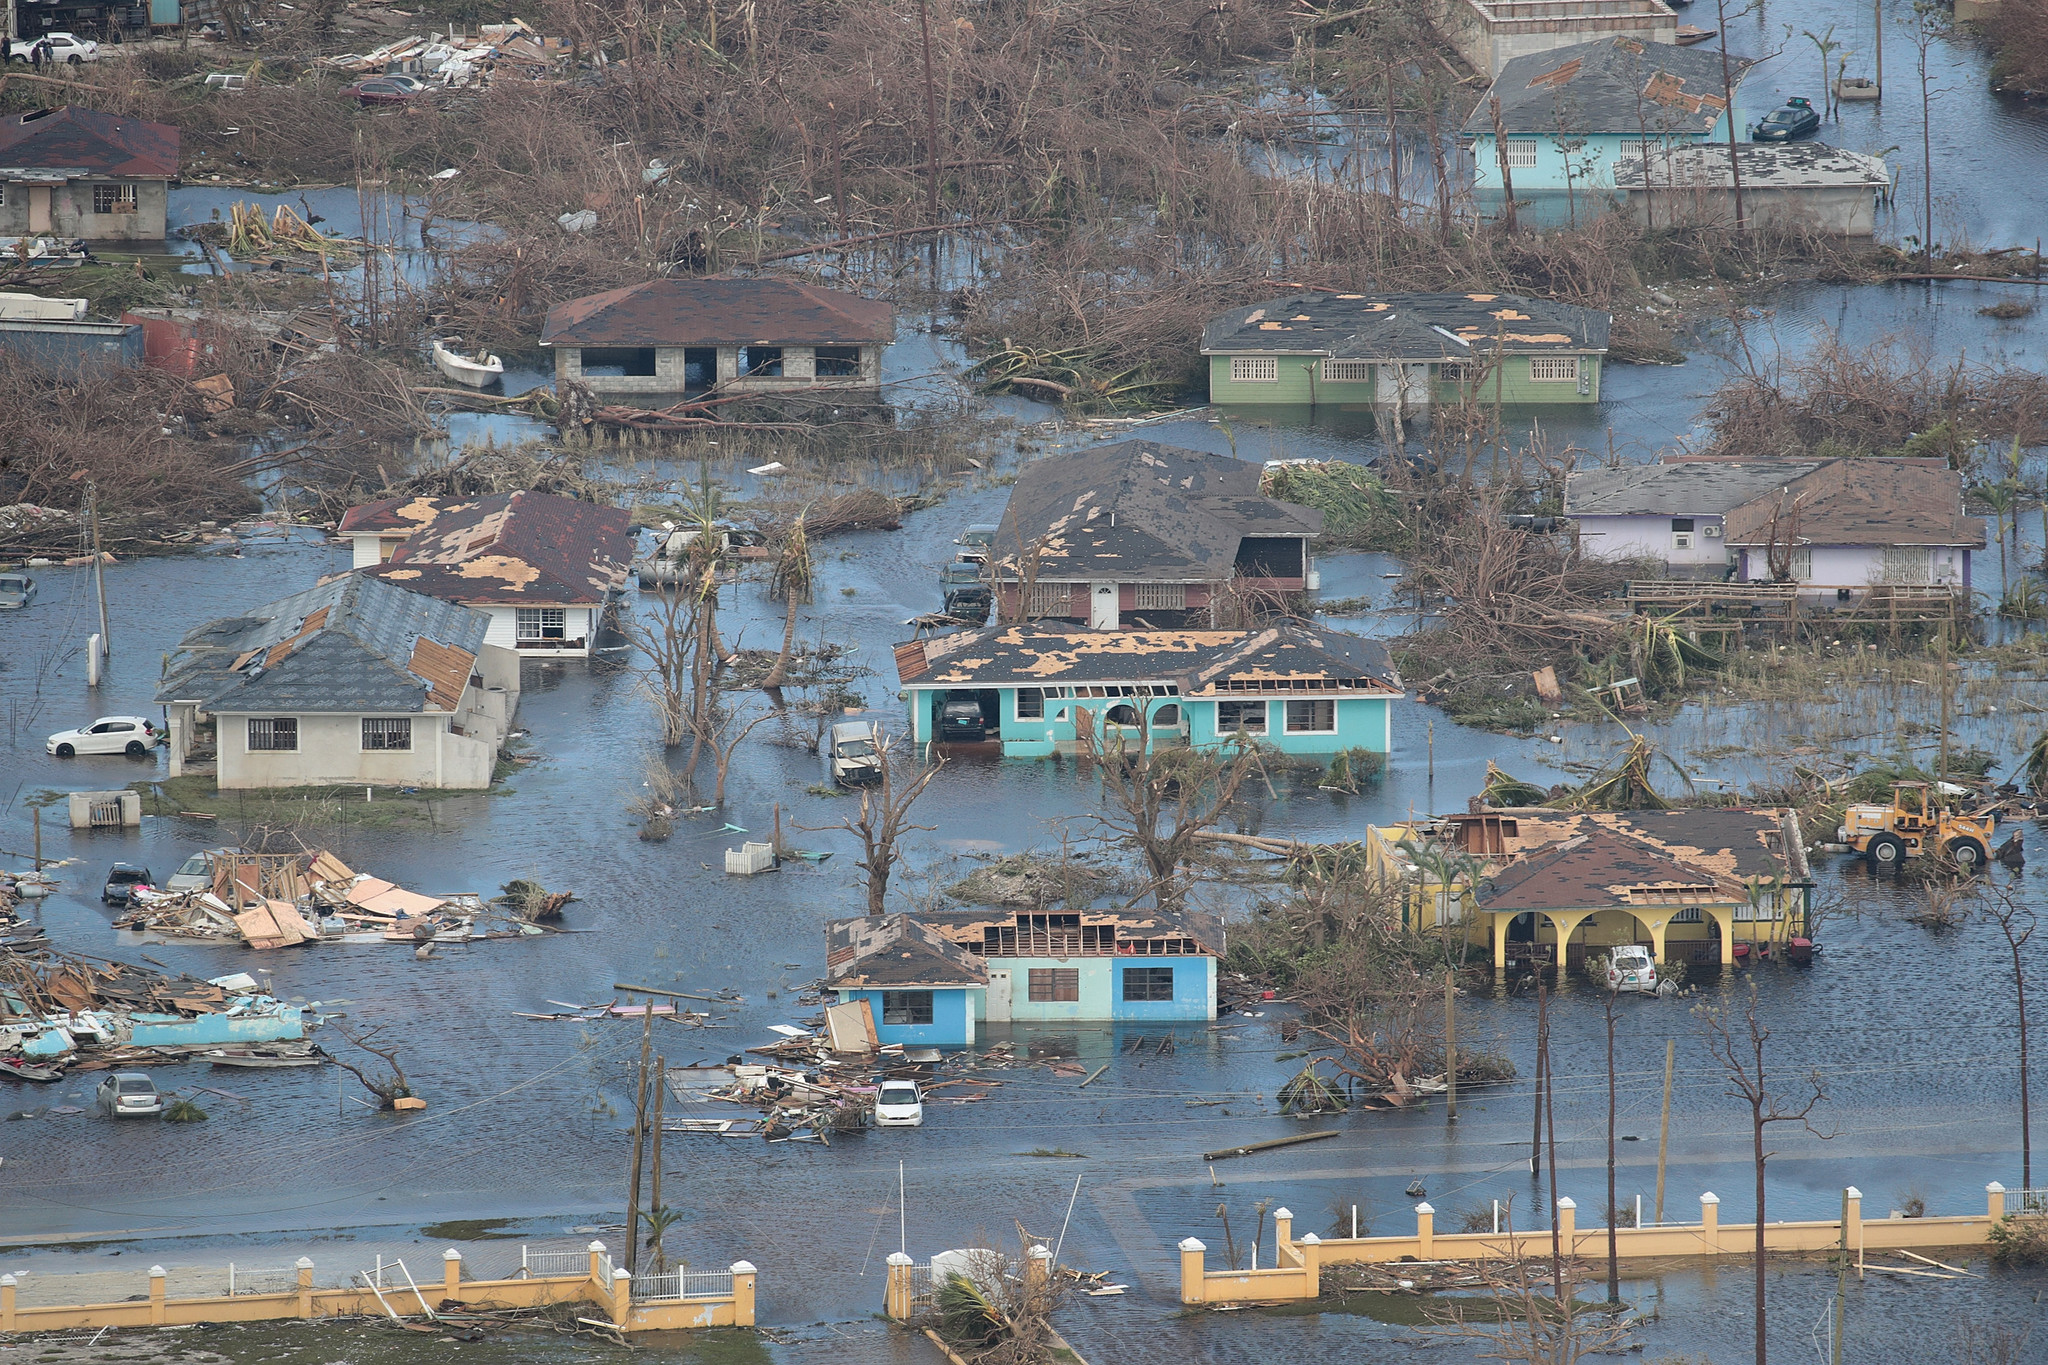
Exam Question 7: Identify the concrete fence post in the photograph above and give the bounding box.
[1987,1182,2007,1222]
[586,1240,608,1288]
[729,1261,757,1326]
[1298,1233,1322,1296]
[884,1252,915,1321]
[149,1265,168,1326]
[295,1257,314,1319]
[1177,1238,1207,1305]
[2,1273,16,1332]
[1415,1203,1435,1259]
[1556,1198,1576,1256]
[442,1248,462,1304]
[1700,1193,1720,1254]
[610,1268,632,1327]
[1843,1186,1863,1263]
[1272,1207,1293,1259]
[1025,1244,1052,1294]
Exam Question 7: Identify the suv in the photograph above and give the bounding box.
[830,721,884,786]
[939,562,991,622]
[1603,945,1658,995]
[954,524,998,564]
[102,863,153,906]
[938,696,987,742]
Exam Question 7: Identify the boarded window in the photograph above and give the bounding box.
[93,183,137,214]
[881,990,933,1025]
[1505,137,1539,168]
[1016,688,1044,720]
[1217,699,1267,735]
[1133,582,1185,610]
[814,345,862,377]
[1284,698,1337,733]
[247,717,297,752]
[1026,581,1076,617]
[361,717,412,751]
[517,607,567,641]
[1321,359,1373,382]
[1028,968,1080,1002]
[1229,356,1278,383]
[1529,356,1580,383]
[1122,966,1174,1002]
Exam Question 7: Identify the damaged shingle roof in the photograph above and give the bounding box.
[993,441,1322,580]
[1466,807,1810,884]
[894,621,1402,694]
[1611,140,1892,190]
[337,494,456,536]
[155,574,486,714]
[1474,826,1746,913]
[355,489,633,606]
[538,278,894,349]
[825,914,989,989]
[1720,458,1985,550]
[1563,460,1823,517]
[0,106,179,178]
[916,904,1225,955]
[1204,292,1608,359]
[1463,36,1754,137]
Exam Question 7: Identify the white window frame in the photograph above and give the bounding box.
[1529,356,1580,383]
[1320,359,1373,383]
[516,606,567,641]
[361,717,413,752]
[1025,581,1075,617]
[1216,699,1268,735]
[1283,697,1338,734]
[1133,582,1186,611]
[1229,355,1279,383]
[1015,688,1044,721]
[1791,548,1814,581]
[1505,137,1539,169]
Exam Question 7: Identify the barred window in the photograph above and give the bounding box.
[1122,966,1175,1002]
[1015,687,1044,720]
[1229,356,1278,383]
[1284,698,1337,733]
[881,990,933,1025]
[1504,137,1538,169]
[361,717,413,751]
[1133,582,1185,610]
[1529,356,1580,383]
[247,717,297,752]
[1321,359,1373,382]
[1217,699,1267,735]
[1671,907,1704,924]
[1027,968,1080,1003]
[516,607,567,641]
[93,183,138,214]
[1025,581,1075,617]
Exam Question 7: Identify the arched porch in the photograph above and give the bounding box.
[1485,904,1735,973]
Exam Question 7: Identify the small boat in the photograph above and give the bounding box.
[205,1048,325,1069]
[432,339,505,388]
[1674,25,1716,44]
[0,1057,65,1082]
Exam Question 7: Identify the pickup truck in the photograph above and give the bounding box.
[8,33,99,64]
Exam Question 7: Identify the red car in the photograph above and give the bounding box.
[348,76,424,107]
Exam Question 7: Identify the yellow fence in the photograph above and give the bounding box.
[0,1243,757,1334]
[1179,1184,2018,1305]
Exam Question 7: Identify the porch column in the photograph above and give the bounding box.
[443,1248,462,1303]
[1297,1234,1321,1295]
[1700,1193,1719,1253]
[610,1268,632,1326]
[1490,912,1511,972]
[1273,1208,1293,1253]
[1988,1181,2007,1221]
[1556,1198,1576,1257]
[296,1258,314,1319]
[1707,907,1735,967]
[1646,915,1670,965]
[885,1252,915,1319]
[149,1265,167,1325]
[1546,911,1590,973]
[2,1274,16,1332]
[1844,1186,1863,1263]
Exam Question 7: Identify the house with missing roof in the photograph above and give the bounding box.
[825,906,1223,1043]
[537,278,894,399]
[989,442,1324,628]
[1612,141,1893,237]
[892,621,1403,758]
[0,106,179,242]
[1433,0,1679,79]
[345,490,634,658]
[1722,458,1982,595]
[1563,459,1822,576]
[1367,807,1811,972]
[1204,291,1609,409]
[155,574,521,791]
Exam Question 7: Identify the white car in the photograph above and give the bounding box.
[47,715,161,757]
[1603,945,1659,995]
[874,1080,924,1127]
[9,33,99,64]
[95,1072,162,1117]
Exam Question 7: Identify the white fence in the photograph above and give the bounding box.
[2013,1187,2048,1215]
[519,1246,606,1280]
[631,1269,735,1303]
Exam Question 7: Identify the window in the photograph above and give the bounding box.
[1153,704,1181,728]
[1672,907,1704,923]
[880,990,934,1025]
[1229,355,1278,383]
[1133,582,1185,611]
[1284,698,1337,733]
[247,717,297,752]
[1016,688,1044,720]
[814,345,861,377]
[1790,548,1813,581]
[361,717,412,751]
[93,183,137,214]
[577,347,657,377]
[1122,966,1175,1002]
[1505,137,1539,168]
[516,607,567,642]
[1025,581,1074,617]
[1028,968,1080,1003]
[1217,699,1267,735]
[741,345,784,377]
[1530,356,1580,383]
[1671,518,1695,533]
[1321,359,1373,382]
[1437,361,1479,385]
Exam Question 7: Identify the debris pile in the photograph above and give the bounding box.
[317,20,573,85]
[0,950,312,1073]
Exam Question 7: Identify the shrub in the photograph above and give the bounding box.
[1988,1213,2048,1265]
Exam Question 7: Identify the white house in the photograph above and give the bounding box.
[156,575,520,791]
[1722,458,1982,595]
[346,490,633,659]
[1563,459,1821,576]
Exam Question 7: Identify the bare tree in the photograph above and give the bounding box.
[1982,884,2036,1188]
[1429,1204,1638,1363]
[761,511,813,700]
[329,1021,414,1108]
[1904,2,1946,270]
[1695,981,1830,1365]
[692,701,778,806]
[800,734,945,916]
[1076,710,1261,910]
[623,583,702,749]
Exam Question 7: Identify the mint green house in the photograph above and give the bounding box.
[893,621,1402,758]
[924,907,1223,1025]
[1203,291,1608,410]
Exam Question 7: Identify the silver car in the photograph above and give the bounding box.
[96,1072,162,1117]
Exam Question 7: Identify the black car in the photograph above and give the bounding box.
[940,562,991,622]
[102,863,153,905]
[938,696,988,742]
[1752,97,1819,142]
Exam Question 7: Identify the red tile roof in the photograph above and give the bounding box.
[0,107,178,178]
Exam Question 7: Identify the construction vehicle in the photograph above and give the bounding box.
[1839,781,1995,872]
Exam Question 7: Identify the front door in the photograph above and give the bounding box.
[28,186,51,234]
[1374,363,1429,408]
[1089,582,1119,630]
[986,969,1012,1022]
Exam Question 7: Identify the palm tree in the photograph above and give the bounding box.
[642,1203,685,1274]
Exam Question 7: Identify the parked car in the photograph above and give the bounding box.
[938,696,988,742]
[1752,97,1819,142]
[95,1072,162,1117]
[348,77,422,106]
[954,524,999,563]
[0,571,34,609]
[46,716,160,757]
[203,71,248,91]
[101,863,153,905]
[1603,945,1659,995]
[939,561,991,622]
[830,721,884,787]
[874,1080,924,1127]
[8,33,98,63]
[166,846,232,893]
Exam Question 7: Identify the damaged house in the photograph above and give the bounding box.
[347,489,633,659]
[0,106,178,242]
[826,914,988,1048]
[988,441,1325,628]
[1563,458,1823,576]
[155,574,520,791]
[1204,291,1608,409]
[893,621,1403,758]
[1721,458,1981,595]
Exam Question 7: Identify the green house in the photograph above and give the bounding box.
[893,621,1403,759]
[1203,291,1609,409]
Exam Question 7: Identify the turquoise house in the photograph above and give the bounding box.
[893,621,1403,759]
[825,914,986,1048]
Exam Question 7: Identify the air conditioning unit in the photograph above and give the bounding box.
[1672,533,1693,550]
[1703,524,1723,538]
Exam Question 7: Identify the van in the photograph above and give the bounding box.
[830,721,884,786]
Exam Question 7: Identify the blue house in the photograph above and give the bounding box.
[1464,36,1756,221]
[826,914,987,1049]
[921,906,1223,1025]
[893,621,1403,759]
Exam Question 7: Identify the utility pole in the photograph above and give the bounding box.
[1445,969,1458,1121]
[86,480,110,664]
[1606,988,1620,1303]
[624,1008,653,1275]
[1531,976,1548,1174]
[916,0,941,226]
[1714,0,1746,231]
[1874,0,1883,99]
[1544,1003,1562,1300]
[1655,1038,1675,1223]
[1832,1186,1849,1365]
